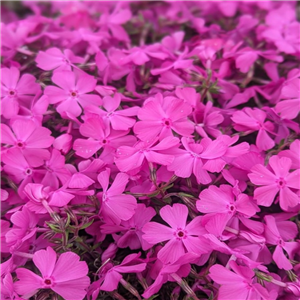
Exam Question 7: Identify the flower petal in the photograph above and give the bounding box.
[160,203,188,229]
[33,247,57,278]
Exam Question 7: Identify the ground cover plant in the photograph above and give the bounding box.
[1,1,300,299]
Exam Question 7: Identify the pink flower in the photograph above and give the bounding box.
[44,70,102,117]
[97,169,137,225]
[248,155,299,211]
[209,260,270,300]
[98,5,132,42]
[197,185,259,235]
[192,101,224,138]
[231,108,275,151]
[1,273,24,300]
[88,253,146,299]
[35,47,84,71]
[167,136,228,184]
[264,216,299,270]
[134,93,193,141]
[143,253,198,299]
[1,119,54,167]
[84,92,139,130]
[115,136,179,173]
[2,148,37,197]
[14,246,90,300]
[1,67,41,119]
[5,207,39,248]
[275,72,300,120]
[278,140,299,170]
[262,4,300,54]
[142,203,209,264]
[101,203,156,250]
[73,116,135,159]
[41,149,72,189]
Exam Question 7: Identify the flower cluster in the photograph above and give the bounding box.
[1,1,300,300]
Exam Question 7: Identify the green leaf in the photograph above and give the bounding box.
[80,219,94,230]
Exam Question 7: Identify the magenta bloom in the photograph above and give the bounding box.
[97,169,137,225]
[35,47,84,71]
[197,185,259,235]
[262,4,300,54]
[264,216,299,270]
[88,253,146,299]
[142,203,209,264]
[210,261,270,300]
[101,203,156,250]
[248,155,299,211]
[14,247,90,300]
[1,119,54,167]
[134,93,194,141]
[85,93,139,130]
[115,136,179,173]
[73,116,134,159]
[1,67,41,119]
[167,137,228,184]
[231,108,275,151]
[44,70,102,117]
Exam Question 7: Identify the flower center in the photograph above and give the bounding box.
[70,91,78,98]
[278,239,285,247]
[162,118,172,127]
[228,204,236,213]
[276,177,286,188]
[177,231,184,237]
[175,228,187,239]
[25,168,32,175]
[9,90,16,97]
[16,141,24,148]
[44,279,52,285]
[102,139,107,144]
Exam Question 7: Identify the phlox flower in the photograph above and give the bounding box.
[142,203,210,264]
[98,4,132,42]
[24,183,93,214]
[101,203,156,250]
[231,107,275,151]
[44,69,102,117]
[88,253,146,300]
[73,116,135,159]
[1,220,10,253]
[209,261,271,300]
[35,47,84,71]
[1,272,25,300]
[14,246,90,300]
[262,4,300,54]
[114,136,179,173]
[5,206,39,248]
[167,136,228,184]
[1,67,41,119]
[248,155,299,211]
[41,149,72,189]
[278,140,299,170]
[95,48,131,85]
[193,101,224,138]
[143,253,198,299]
[264,215,299,270]
[275,71,300,120]
[1,119,54,167]
[2,148,38,197]
[121,44,169,66]
[84,92,139,130]
[134,93,194,141]
[97,168,137,225]
[197,185,260,236]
